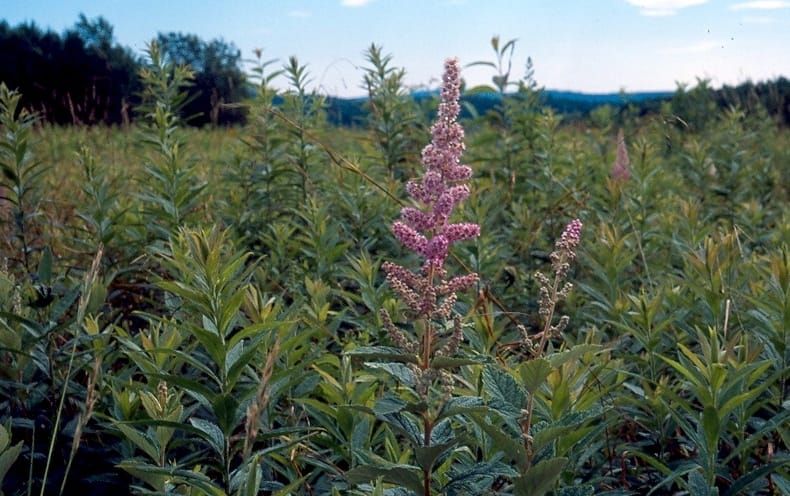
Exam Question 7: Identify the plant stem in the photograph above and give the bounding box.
[522,256,563,470]
[423,415,433,496]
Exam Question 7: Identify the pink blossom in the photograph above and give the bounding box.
[384,57,479,322]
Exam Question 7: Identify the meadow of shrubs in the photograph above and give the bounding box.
[0,40,788,495]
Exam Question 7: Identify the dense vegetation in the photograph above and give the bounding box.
[0,38,788,496]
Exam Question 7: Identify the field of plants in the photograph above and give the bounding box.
[0,42,788,495]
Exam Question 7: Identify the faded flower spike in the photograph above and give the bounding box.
[611,129,631,182]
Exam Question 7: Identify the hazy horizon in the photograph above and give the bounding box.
[5,0,790,97]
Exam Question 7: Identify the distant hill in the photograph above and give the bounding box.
[324,89,674,127]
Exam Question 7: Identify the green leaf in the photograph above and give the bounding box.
[379,412,422,446]
[414,439,457,473]
[514,457,567,496]
[114,423,160,462]
[189,417,226,458]
[0,441,23,482]
[518,358,552,393]
[226,334,267,389]
[230,455,261,496]
[346,346,418,363]
[373,394,408,416]
[0,425,8,451]
[482,365,527,431]
[443,458,519,494]
[365,362,415,386]
[687,469,715,496]
[436,396,486,421]
[470,413,526,468]
[187,322,227,368]
[38,246,52,285]
[546,345,602,368]
[117,461,226,495]
[700,405,720,453]
[211,393,241,436]
[724,458,790,496]
[346,464,424,493]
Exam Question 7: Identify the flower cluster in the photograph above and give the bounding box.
[387,57,479,274]
[380,58,479,395]
[531,219,583,345]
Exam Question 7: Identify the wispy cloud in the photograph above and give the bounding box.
[341,0,372,7]
[287,9,312,17]
[730,1,790,10]
[626,0,708,16]
[660,40,722,54]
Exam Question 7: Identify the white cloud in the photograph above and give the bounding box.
[287,9,311,17]
[341,0,372,6]
[626,0,708,16]
[730,1,790,10]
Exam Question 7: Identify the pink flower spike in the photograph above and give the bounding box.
[424,235,449,264]
[400,207,433,231]
[442,223,480,243]
[392,221,428,253]
[557,219,583,252]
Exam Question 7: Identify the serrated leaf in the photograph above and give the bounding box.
[482,365,527,430]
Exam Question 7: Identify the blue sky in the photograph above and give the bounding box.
[4,0,790,96]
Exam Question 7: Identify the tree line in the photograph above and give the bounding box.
[0,15,788,127]
[0,15,246,126]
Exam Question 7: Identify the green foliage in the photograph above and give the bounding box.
[0,83,46,274]
[137,41,206,242]
[0,40,788,496]
[362,44,420,179]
